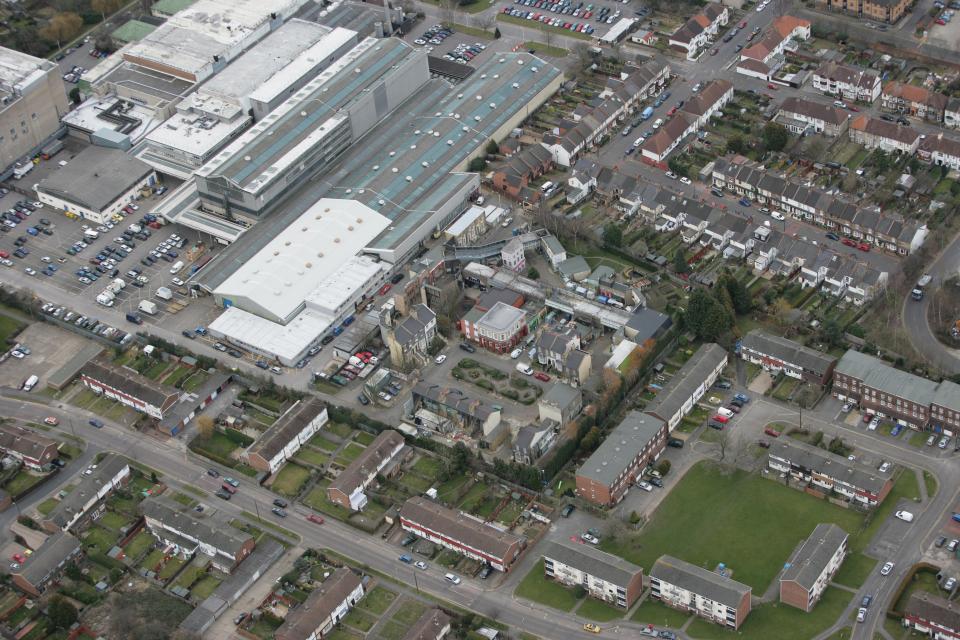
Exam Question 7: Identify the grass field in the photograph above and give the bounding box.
[522,41,569,57]
[272,463,311,497]
[576,598,623,622]
[82,527,117,554]
[412,456,442,477]
[686,587,852,640]
[457,482,490,512]
[190,575,222,600]
[35,497,58,516]
[0,313,23,346]
[832,552,877,589]
[436,474,470,503]
[354,431,376,446]
[599,462,863,592]
[632,598,691,628]
[514,560,580,611]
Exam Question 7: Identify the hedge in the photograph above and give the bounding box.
[224,428,254,447]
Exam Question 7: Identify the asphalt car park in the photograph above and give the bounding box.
[407,24,497,66]
[0,322,92,389]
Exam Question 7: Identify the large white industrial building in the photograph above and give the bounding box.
[207,198,390,364]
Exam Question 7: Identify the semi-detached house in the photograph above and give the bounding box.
[918,133,960,172]
[640,80,732,167]
[881,81,948,123]
[650,555,752,630]
[11,532,82,598]
[244,398,328,474]
[735,16,811,80]
[327,430,405,511]
[775,97,850,137]
[779,523,848,612]
[848,115,921,154]
[812,62,881,103]
[767,440,893,507]
[399,496,524,572]
[541,539,644,608]
[0,424,59,471]
[667,4,729,60]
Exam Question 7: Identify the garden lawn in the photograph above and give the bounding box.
[125,531,155,559]
[335,442,366,466]
[98,511,130,532]
[576,598,623,622]
[294,448,329,467]
[4,471,44,495]
[191,432,239,460]
[599,462,864,592]
[182,371,209,393]
[354,431,376,446]
[514,560,579,611]
[435,474,469,503]
[82,527,117,554]
[412,456,442,478]
[631,598,691,628]
[158,557,186,582]
[190,575,221,600]
[356,586,397,616]
[686,586,852,640]
[303,485,352,522]
[36,497,58,516]
[457,481,490,513]
[831,552,876,589]
[272,463,311,497]
[309,433,340,452]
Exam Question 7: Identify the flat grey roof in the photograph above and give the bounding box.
[541,539,642,588]
[578,411,664,486]
[478,302,526,332]
[781,523,847,590]
[541,383,580,411]
[37,146,154,212]
[651,554,751,609]
[645,343,727,421]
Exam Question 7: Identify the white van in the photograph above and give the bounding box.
[540,181,555,195]
[21,375,38,392]
[515,362,533,376]
[895,510,914,523]
[169,260,184,274]
[717,407,734,418]
[83,229,99,240]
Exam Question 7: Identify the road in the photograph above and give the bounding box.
[902,233,960,376]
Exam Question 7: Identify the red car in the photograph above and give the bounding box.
[937,18,946,24]
[763,427,780,438]
[378,283,392,296]
[11,553,25,563]
[44,416,59,426]
[307,514,325,525]
[738,19,747,28]
[534,372,551,382]
[0,251,8,259]
[858,242,871,252]
[767,83,778,90]
[847,105,860,112]
[712,414,730,424]
[862,413,874,423]
[667,106,677,116]
[841,237,857,247]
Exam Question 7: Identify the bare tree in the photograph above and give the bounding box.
[475,13,495,32]
[716,429,730,462]
[440,0,457,28]
[196,415,215,440]
[40,12,83,50]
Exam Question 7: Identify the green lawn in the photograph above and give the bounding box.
[190,575,221,600]
[354,431,376,446]
[303,485,352,522]
[309,433,340,452]
[522,41,569,57]
[35,497,58,516]
[294,448,329,467]
[400,473,432,494]
[271,463,311,497]
[335,442,366,466]
[356,586,397,616]
[157,557,186,582]
[0,313,24,346]
[142,361,170,380]
[908,430,929,448]
[832,552,877,589]
[924,471,938,497]
[388,598,427,626]
[161,365,193,388]
[632,598,691,628]
[190,432,240,460]
[327,422,354,439]
[825,627,853,640]
[412,456,442,478]
[4,471,45,495]
[174,564,206,590]
[599,462,864,592]
[82,527,118,554]
[98,511,130,532]
[435,474,470,503]
[686,586,853,640]
[514,560,580,611]
[124,531,155,559]
[182,371,210,393]
[457,482,490,512]
[576,598,623,622]
[140,548,165,572]
[343,609,377,632]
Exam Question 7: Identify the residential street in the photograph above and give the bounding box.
[902,233,960,375]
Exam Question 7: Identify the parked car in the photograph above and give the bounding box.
[667,438,684,448]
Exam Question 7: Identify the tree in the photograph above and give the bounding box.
[196,415,215,440]
[485,139,499,155]
[761,122,789,152]
[92,0,123,21]
[494,27,502,39]
[48,596,78,630]
[68,87,81,104]
[468,157,486,172]
[719,272,751,315]
[668,157,687,177]
[726,135,748,155]
[526,267,540,280]
[579,426,601,453]
[40,12,83,50]
[94,34,115,54]
[672,248,689,274]
[684,289,732,341]
[656,459,671,476]
[603,223,622,247]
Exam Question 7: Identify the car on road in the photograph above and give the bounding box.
[510,348,522,359]
[43,416,59,426]
[561,504,575,517]
[459,342,476,353]
[581,533,599,545]
[415,561,428,570]
[861,594,873,608]
[665,171,678,180]
[856,607,867,623]
[271,507,287,518]
[881,561,894,576]
[207,468,219,477]
[89,418,104,428]
[770,211,785,221]
[273,498,288,508]
[534,372,550,382]
[879,461,891,473]
[445,573,461,585]
[712,414,729,424]
[949,539,959,552]
[679,176,691,185]
[667,438,684,448]
[399,554,413,564]
[224,477,240,488]
[583,624,601,634]
[216,489,231,500]
[307,514,325,524]
[935,536,947,548]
